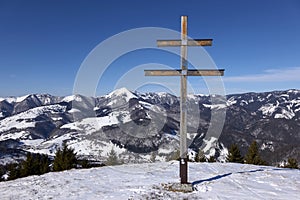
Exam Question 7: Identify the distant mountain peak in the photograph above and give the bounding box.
[106,87,137,100]
[62,94,83,102]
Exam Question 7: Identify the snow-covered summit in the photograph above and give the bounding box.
[62,94,83,102]
[0,94,32,104]
[106,87,137,101]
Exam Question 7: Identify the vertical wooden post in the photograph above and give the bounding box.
[180,16,188,184]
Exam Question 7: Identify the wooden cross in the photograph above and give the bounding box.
[144,16,224,184]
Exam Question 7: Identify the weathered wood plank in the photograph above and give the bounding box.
[157,39,212,47]
[187,69,224,76]
[144,70,181,76]
[144,69,224,76]
[180,16,188,184]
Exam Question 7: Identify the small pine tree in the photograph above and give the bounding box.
[105,148,119,166]
[63,144,77,169]
[53,147,63,171]
[195,150,207,162]
[53,143,77,171]
[21,152,34,177]
[40,154,50,174]
[208,156,216,163]
[21,152,50,177]
[245,141,266,165]
[150,151,157,163]
[0,165,5,181]
[284,158,298,169]
[7,163,21,180]
[226,144,244,163]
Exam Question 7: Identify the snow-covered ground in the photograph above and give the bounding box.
[0,162,299,199]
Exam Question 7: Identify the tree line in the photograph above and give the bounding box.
[194,140,298,169]
[0,143,97,181]
[0,144,122,181]
[0,140,297,181]
[150,140,298,169]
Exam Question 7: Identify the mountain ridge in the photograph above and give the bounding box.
[0,88,299,165]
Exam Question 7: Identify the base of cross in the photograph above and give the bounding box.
[163,182,194,193]
[180,158,188,184]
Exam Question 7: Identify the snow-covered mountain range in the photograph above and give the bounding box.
[0,88,299,165]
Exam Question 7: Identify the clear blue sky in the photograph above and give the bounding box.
[0,0,300,97]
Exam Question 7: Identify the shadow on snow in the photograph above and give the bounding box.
[191,167,287,186]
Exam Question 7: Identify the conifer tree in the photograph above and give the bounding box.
[21,152,50,177]
[7,163,21,180]
[40,154,50,174]
[195,150,207,162]
[284,158,298,169]
[53,143,77,171]
[150,151,157,163]
[245,141,266,165]
[0,165,5,181]
[53,147,63,171]
[105,148,119,166]
[21,152,35,177]
[62,144,77,169]
[5,153,50,180]
[208,156,216,163]
[226,143,244,163]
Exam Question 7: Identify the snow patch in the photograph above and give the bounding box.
[274,109,295,119]
[16,94,30,102]
[226,97,237,106]
[187,94,198,100]
[52,117,63,121]
[0,117,36,133]
[218,143,229,163]
[158,148,174,155]
[203,104,226,109]
[259,102,279,116]
[202,137,218,155]
[68,108,81,113]
[62,95,82,102]
[3,97,17,104]
[61,115,119,134]
[0,131,30,141]
[280,94,289,98]
[260,142,274,152]
[139,101,166,113]
[21,139,44,146]
[1,94,31,103]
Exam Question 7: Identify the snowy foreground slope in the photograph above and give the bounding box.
[0,162,299,200]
